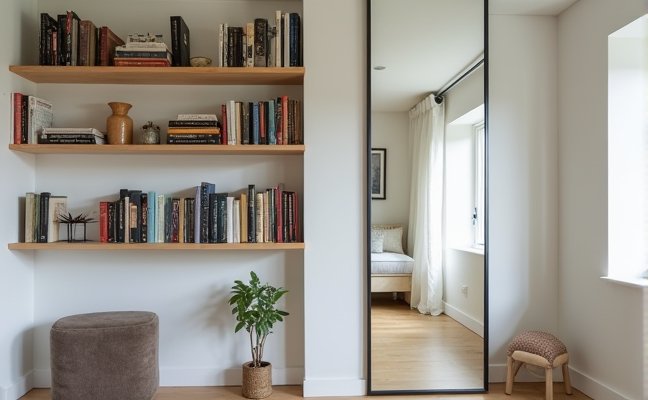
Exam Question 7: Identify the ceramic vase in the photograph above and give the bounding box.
[106,102,133,144]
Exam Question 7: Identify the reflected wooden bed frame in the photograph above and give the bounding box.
[370,224,412,304]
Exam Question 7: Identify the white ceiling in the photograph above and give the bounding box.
[370,0,579,112]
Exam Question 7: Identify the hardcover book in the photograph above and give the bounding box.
[170,16,191,66]
[79,20,97,66]
[98,26,125,66]
[27,96,53,144]
[254,18,268,67]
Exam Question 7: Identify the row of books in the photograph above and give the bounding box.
[39,11,124,66]
[98,183,301,244]
[167,113,220,144]
[11,93,53,144]
[220,96,302,145]
[24,192,67,243]
[218,11,302,68]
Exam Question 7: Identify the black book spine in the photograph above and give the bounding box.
[208,193,218,243]
[289,13,301,66]
[128,190,142,243]
[233,27,243,67]
[40,14,49,65]
[253,18,268,67]
[216,193,228,243]
[164,197,172,243]
[57,14,66,65]
[38,192,51,243]
[171,198,180,243]
[117,198,125,243]
[187,198,195,243]
[141,193,148,243]
[227,27,235,67]
[170,16,180,66]
[107,201,116,243]
[167,136,220,144]
[199,183,213,243]
[242,102,251,145]
[247,184,256,243]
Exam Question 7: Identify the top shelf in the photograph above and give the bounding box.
[8,66,305,85]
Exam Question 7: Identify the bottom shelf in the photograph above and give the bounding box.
[8,242,305,251]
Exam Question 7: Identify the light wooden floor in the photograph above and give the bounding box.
[371,295,483,391]
[20,383,591,399]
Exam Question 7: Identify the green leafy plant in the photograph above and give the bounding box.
[229,271,289,368]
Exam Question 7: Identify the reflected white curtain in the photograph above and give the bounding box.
[407,94,445,316]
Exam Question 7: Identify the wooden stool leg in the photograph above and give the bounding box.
[545,367,553,400]
[505,356,514,395]
[562,363,573,395]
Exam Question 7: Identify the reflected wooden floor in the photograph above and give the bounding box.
[20,383,592,399]
[371,295,483,391]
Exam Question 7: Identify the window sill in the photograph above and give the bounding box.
[449,246,484,256]
[600,276,648,288]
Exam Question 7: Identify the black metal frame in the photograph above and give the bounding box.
[366,0,489,394]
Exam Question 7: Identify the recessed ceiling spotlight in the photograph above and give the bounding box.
[373,66,386,70]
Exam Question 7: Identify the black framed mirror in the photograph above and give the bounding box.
[366,0,488,394]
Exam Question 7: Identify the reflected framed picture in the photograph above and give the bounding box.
[371,148,386,199]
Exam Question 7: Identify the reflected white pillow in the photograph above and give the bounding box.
[370,229,384,253]
[381,227,404,254]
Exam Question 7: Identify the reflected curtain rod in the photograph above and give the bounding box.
[434,56,484,104]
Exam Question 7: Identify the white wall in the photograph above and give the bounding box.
[489,14,559,380]
[0,1,37,399]
[558,1,646,399]
[370,112,409,228]
[27,0,305,390]
[302,0,365,396]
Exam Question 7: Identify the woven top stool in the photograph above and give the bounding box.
[505,331,572,400]
[50,311,159,400]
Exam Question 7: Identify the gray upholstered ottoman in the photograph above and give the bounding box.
[50,311,159,400]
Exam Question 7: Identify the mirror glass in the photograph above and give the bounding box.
[368,0,487,393]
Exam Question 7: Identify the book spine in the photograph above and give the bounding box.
[170,16,180,67]
[128,191,141,243]
[40,14,49,65]
[107,201,116,243]
[99,201,108,242]
[246,22,254,67]
[255,192,264,243]
[38,192,51,243]
[163,196,171,243]
[216,194,228,243]
[247,185,256,242]
[115,50,170,58]
[223,23,229,67]
[260,101,267,145]
[79,20,89,66]
[114,59,170,67]
[263,191,270,242]
[227,26,235,67]
[141,193,148,243]
[227,100,236,145]
[24,193,35,243]
[178,198,185,243]
[233,199,240,243]
[254,18,268,67]
[156,194,165,243]
[252,103,259,145]
[281,95,289,145]
[193,186,201,243]
[208,193,218,243]
[274,10,282,67]
[39,137,102,144]
[289,13,301,66]
[147,191,156,243]
[199,182,214,243]
[21,95,28,144]
[218,24,224,67]
[220,104,228,145]
[167,138,220,144]
[226,196,234,243]
[268,99,276,145]
[168,120,219,127]
[171,198,180,243]
[13,93,22,144]
[240,193,248,243]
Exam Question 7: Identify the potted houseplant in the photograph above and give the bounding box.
[229,271,289,399]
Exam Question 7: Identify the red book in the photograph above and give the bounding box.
[12,93,23,144]
[98,26,125,66]
[99,201,109,242]
[221,104,228,145]
[275,184,283,243]
[113,58,171,67]
[259,101,266,145]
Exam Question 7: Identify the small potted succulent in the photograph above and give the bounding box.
[229,271,289,399]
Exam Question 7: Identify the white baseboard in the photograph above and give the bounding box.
[33,367,303,388]
[443,302,483,337]
[490,364,633,400]
[1,370,34,400]
[302,378,365,397]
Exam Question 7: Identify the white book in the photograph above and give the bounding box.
[42,127,104,136]
[156,194,165,243]
[255,193,264,243]
[176,113,218,121]
[47,195,67,243]
[28,96,53,144]
[274,11,282,67]
[226,196,234,243]
[218,24,224,67]
[223,23,229,67]
[283,13,290,68]
[227,100,236,145]
[233,199,240,243]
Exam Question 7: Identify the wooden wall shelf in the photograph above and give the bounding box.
[9,66,304,85]
[8,242,305,251]
[9,144,305,155]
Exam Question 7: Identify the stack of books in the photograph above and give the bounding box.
[167,114,221,144]
[114,33,172,67]
[39,128,106,144]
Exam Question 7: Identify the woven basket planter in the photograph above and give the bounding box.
[242,362,272,399]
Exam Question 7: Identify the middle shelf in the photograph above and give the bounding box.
[9,144,305,155]
[8,242,304,251]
